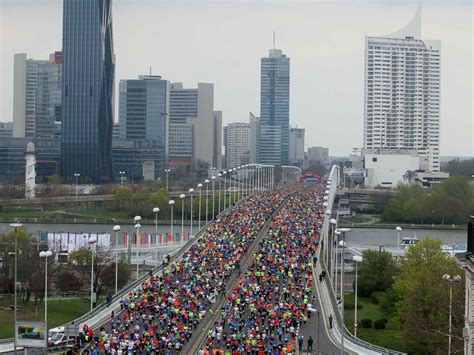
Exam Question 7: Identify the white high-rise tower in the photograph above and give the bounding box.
[364,8,441,171]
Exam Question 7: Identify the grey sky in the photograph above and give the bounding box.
[0,0,472,156]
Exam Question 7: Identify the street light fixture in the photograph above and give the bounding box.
[113,225,121,294]
[39,250,53,322]
[88,235,97,311]
[189,189,194,236]
[180,194,186,238]
[211,176,216,220]
[204,179,210,223]
[74,173,80,199]
[218,173,222,213]
[442,273,462,355]
[197,184,203,231]
[352,255,363,338]
[168,199,175,238]
[134,215,142,280]
[223,171,227,209]
[330,218,337,279]
[164,169,171,190]
[119,171,125,186]
[338,227,351,355]
[10,222,23,353]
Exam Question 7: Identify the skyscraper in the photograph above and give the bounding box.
[61,0,115,182]
[259,48,290,165]
[364,9,440,171]
[224,122,250,169]
[289,127,305,168]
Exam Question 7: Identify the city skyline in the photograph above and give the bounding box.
[0,0,472,157]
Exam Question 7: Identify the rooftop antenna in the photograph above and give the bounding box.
[273,30,276,49]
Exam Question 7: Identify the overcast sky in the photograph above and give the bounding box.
[0,0,472,156]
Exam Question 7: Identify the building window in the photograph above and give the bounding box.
[372,157,377,162]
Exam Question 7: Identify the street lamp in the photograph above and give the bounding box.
[330,218,337,283]
[232,168,237,203]
[119,171,125,186]
[164,169,171,190]
[39,250,52,322]
[352,255,363,338]
[211,176,216,220]
[396,226,402,249]
[152,208,159,262]
[180,194,186,238]
[197,184,203,231]
[334,229,341,295]
[218,173,222,213]
[113,225,121,294]
[134,215,142,280]
[189,189,194,236]
[223,171,227,209]
[442,273,462,355]
[169,199,175,238]
[74,173,80,199]
[88,235,97,311]
[204,179,210,223]
[10,221,23,352]
[338,227,351,355]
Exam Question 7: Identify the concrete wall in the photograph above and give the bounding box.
[364,153,420,188]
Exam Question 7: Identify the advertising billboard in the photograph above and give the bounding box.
[15,321,48,348]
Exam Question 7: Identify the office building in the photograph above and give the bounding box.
[224,122,250,169]
[0,138,30,177]
[61,0,115,182]
[113,123,120,139]
[168,123,193,170]
[289,127,305,168]
[249,112,259,164]
[308,146,329,165]
[364,9,440,171]
[13,52,62,139]
[259,48,290,165]
[118,75,169,171]
[0,122,13,138]
[169,83,222,170]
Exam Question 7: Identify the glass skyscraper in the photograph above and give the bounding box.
[259,49,290,165]
[61,0,115,182]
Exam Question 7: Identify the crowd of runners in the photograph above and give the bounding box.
[83,188,292,353]
[203,185,324,353]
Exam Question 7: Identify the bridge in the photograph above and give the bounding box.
[0,166,404,354]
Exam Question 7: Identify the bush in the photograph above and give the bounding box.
[374,319,388,329]
[359,318,373,329]
[371,291,386,305]
[344,303,363,310]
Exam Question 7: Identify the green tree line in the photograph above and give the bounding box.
[381,176,474,224]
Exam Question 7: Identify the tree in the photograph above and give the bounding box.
[392,238,464,354]
[357,249,397,297]
[114,187,133,210]
[68,246,131,308]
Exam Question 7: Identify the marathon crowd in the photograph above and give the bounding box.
[83,188,291,353]
[203,185,324,354]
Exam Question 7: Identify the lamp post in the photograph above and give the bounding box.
[180,194,185,238]
[442,273,462,354]
[197,184,203,231]
[119,171,125,186]
[164,169,171,190]
[352,255,363,338]
[218,173,222,213]
[39,250,52,322]
[169,200,175,238]
[334,229,341,295]
[153,206,160,263]
[189,189,194,236]
[134,215,142,280]
[9,222,22,353]
[396,226,402,249]
[330,218,337,285]
[338,227,351,355]
[211,176,216,219]
[113,225,121,294]
[223,171,227,209]
[88,235,97,311]
[74,173,80,199]
[232,168,237,204]
[204,179,210,223]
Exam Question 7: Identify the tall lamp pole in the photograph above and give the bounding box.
[211,176,216,220]
[153,207,160,263]
[39,250,52,322]
[442,273,462,355]
[223,171,227,209]
[396,226,402,249]
[232,168,237,204]
[169,200,175,238]
[119,171,125,186]
[218,173,222,213]
[134,215,142,279]
[74,173,80,199]
[330,218,337,287]
[10,222,23,353]
[353,255,363,337]
[88,235,97,311]
[164,169,171,190]
[113,225,121,294]
[180,194,186,238]
[197,184,202,231]
[338,227,351,355]
[189,189,194,236]
[204,179,210,223]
